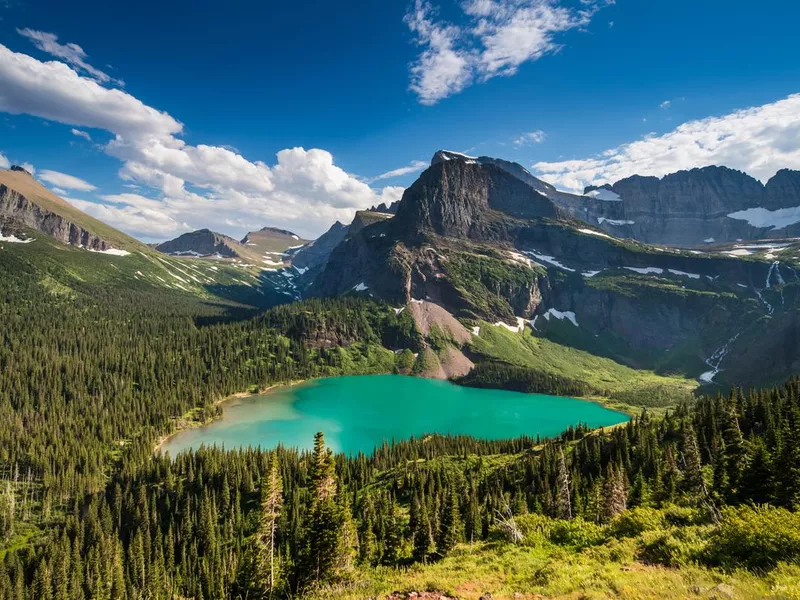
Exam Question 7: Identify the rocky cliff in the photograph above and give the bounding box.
[309,152,795,388]
[582,166,800,246]
[0,168,125,251]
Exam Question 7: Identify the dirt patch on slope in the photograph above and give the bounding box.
[408,300,473,344]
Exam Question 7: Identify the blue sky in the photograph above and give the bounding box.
[1,0,799,240]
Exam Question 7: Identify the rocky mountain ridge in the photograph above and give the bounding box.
[429,152,800,246]
[0,167,138,252]
[309,153,800,388]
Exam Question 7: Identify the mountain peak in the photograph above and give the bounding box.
[10,165,33,177]
[430,150,478,165]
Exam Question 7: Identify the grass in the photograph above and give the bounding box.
[468,323,697,413]
[308,541,798,599]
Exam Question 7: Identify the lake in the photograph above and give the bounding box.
[159,374,628,456]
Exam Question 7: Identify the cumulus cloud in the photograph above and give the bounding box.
[513,130,546,146]
[371,160,429,181]
[405,0,609,105]
[0,153,9,169]
[17,28,123,86]
[38,169,96,191]
[71,128,91,141]
[0,42,402,239]
[533,93,800,191]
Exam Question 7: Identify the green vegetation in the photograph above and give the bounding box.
[442,249,544,321]
[467,321,697,412]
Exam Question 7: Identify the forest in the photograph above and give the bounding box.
[1,256,800,599]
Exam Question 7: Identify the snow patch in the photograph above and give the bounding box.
[584,189,622,201]
[727,206,800,230]
[597,217,634,226]
[521,250,575,272]
[578,228,615,240]
[493,317,527,333]
[582,270,601,278]
[471,326,480,336]
[353,282,369,292]
[704,238,715,244]
[291,234,299,240]
[0,231,33,243]
[293,265,309,275]
[393,307,405,315]
[726,248,753,257]
[543,308,579,327]
[88,248,130,256]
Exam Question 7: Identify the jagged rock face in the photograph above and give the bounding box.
[0,184,111,250]
[156,229,242,258]
[292,221,349,272]
[764,169,800,211]
[395,159,561,238]
[579,167,800,246]
[348,210,392,236]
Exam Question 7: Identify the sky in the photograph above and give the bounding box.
[0,0,799,241]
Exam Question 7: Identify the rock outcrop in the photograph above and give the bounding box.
[0,168,118,250]
[292,221,349,272]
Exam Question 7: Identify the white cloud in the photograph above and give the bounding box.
[371,160,428,181]
[660,100,671,109]
[71,128,91,141]
[21,162,35,176]
[51,187,68,195]
[0,43,404,239]
[38,169,96,191]
[17,28,123,86]
[0,153,9,169]
[405,0,609,105]
[533,93,800,191]
[513,130,546,146]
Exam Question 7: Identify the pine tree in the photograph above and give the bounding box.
[299,432,344,588]
[411,497,435,564]
[682,422,705,496]
[438,487,462,555]
[256,457,283,597]
[601,465,627,522]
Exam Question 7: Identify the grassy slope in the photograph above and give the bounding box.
[0,229,299,308]
[310,541,797,600]
[468,322,697,413]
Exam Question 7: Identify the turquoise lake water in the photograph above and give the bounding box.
[160,374,628,456]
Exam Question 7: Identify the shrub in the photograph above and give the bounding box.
[637,527,708,568]
[662,504,703,527]
[609,507,666,538]
[704,505,800,572]
[513,513,553,546]
[549,518,606,549]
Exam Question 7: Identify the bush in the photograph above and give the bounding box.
[704,505,800,572]
[638,528,706,568]
[609,507,666,538]
[549,518,606,549]
[513,513,553,546]
[662,504,703,527]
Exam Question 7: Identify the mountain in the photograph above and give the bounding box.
[0,166,145,252]
[240,226,307,255]
[156,228,253,259]
[291,220,349,272]
[581,166,800,246]
[310,152,800,388]
[429,153,800,247]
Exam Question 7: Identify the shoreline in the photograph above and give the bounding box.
[153,379,307,454]
[152,374,638,455]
